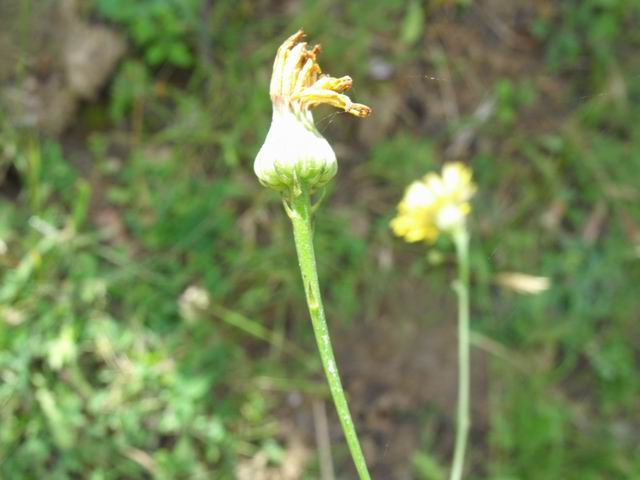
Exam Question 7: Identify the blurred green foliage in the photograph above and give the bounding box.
[94,0,202,67]
[1,0,639,479]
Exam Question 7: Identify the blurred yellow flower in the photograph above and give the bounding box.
[391,162,476,243]
[254,29,371,192]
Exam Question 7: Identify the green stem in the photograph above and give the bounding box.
[450,227,470,480]
[285,184,372,480]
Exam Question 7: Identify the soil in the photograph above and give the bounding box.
[278,273,490,479]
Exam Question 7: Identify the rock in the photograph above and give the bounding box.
[63,20,126,100]
[0,0,126,135]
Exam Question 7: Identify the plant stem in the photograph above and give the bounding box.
[450,227,471,480]
[286,184,372,480]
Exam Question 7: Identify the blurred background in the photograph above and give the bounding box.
[1,0,639,479]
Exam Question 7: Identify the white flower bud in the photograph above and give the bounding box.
[435,203,467,232]
[254,107,337,192]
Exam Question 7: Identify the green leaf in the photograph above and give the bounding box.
[401,0,425,46]
[413,451,446,480]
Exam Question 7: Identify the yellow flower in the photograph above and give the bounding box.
[254,30,371,192]
[391,162,476,243]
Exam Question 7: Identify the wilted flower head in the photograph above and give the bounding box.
[391,162,476,243]
[254,29,371,193]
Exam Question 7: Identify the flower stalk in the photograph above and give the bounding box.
[391,162,476,479]
[285,182,371,480]
[255,29,372,478]
[450,227,470,480]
